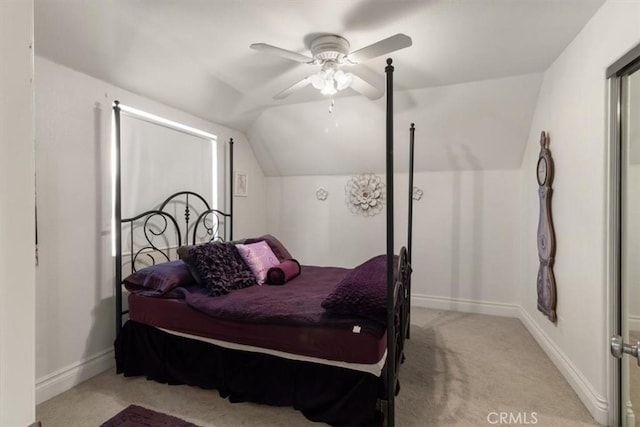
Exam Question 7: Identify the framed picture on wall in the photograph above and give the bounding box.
[234,171,248,197]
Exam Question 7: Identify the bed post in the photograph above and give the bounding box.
[407,123,415,339]
[229,138,234,241]
[114,101,123,334]
[385,57,396,427]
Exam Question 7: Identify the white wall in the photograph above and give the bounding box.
[518,1,640,424]
[267,169,521,316]
[34,56,267,403]
[0,0,36,425]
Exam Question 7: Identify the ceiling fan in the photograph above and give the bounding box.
[250,33,412,100]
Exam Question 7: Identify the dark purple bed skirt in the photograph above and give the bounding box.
[115,320,385,426]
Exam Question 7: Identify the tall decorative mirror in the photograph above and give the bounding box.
[536,131,557,323]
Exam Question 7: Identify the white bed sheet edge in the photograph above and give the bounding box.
[157,326,386,376]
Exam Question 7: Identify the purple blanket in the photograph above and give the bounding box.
[182,265,344,322]
[179,264,385,335]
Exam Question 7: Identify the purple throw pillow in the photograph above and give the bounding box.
[123,260,195,296]
[321,255,398,324]
[235,241,280,284]
[241,234,293,262]
[266,259,301,285]
[179,242,257,296]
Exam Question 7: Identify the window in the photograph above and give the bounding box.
[117,106,218,217]
[112,104,219,255]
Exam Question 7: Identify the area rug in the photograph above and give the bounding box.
[101,404,201,427]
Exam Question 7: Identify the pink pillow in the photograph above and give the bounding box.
[235,241,280,284]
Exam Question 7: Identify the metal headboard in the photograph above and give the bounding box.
[158,191,232,246]
[121,191,232,274]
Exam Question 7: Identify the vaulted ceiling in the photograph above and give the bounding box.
[35,0,604,175]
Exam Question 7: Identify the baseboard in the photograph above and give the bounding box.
[35,348,114,404]
[518,307,608,425]
[411,293,520,318]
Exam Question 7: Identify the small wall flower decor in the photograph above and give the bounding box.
[316,188,328,201]
[412,186,423,201]
[345,173,385,216]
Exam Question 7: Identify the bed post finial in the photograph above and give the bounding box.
[410,122,415,129]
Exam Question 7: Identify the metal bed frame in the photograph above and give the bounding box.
[113,59,415,426]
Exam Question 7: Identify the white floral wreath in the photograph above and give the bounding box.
[412,186,423,201]
[316,188,328,201]
[345,173,385,217]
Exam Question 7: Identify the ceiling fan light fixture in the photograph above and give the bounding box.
[310,73,326,90]
[334,70,354,91]
[309,62,352,96]
[320,80,337,96]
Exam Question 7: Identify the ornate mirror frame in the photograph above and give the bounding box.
[537,131,557,323]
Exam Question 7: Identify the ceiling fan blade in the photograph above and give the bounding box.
[349,73,384,100]
[250,43,313,63]
[346,33,412,64]
[274,77,313,99]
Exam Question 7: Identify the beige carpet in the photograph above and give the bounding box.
[37,307,599,426]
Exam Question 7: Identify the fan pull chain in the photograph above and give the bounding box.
[328,98,335,114]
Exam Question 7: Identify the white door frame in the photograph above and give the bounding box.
[606,42,640,427]
[606,71,621,427]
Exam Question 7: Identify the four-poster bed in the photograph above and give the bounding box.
[113,59,415,426]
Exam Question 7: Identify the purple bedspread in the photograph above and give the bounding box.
[178,265,384,335]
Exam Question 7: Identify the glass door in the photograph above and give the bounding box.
[622,68,640,427]
[610,48,640,427]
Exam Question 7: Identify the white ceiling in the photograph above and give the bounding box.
[250,73,543,175]
[35,0,605,174]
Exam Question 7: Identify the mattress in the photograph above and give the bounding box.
[128,291,387,375]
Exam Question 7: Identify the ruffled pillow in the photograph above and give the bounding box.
[178,242,257,296]
[235,240,280,284]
